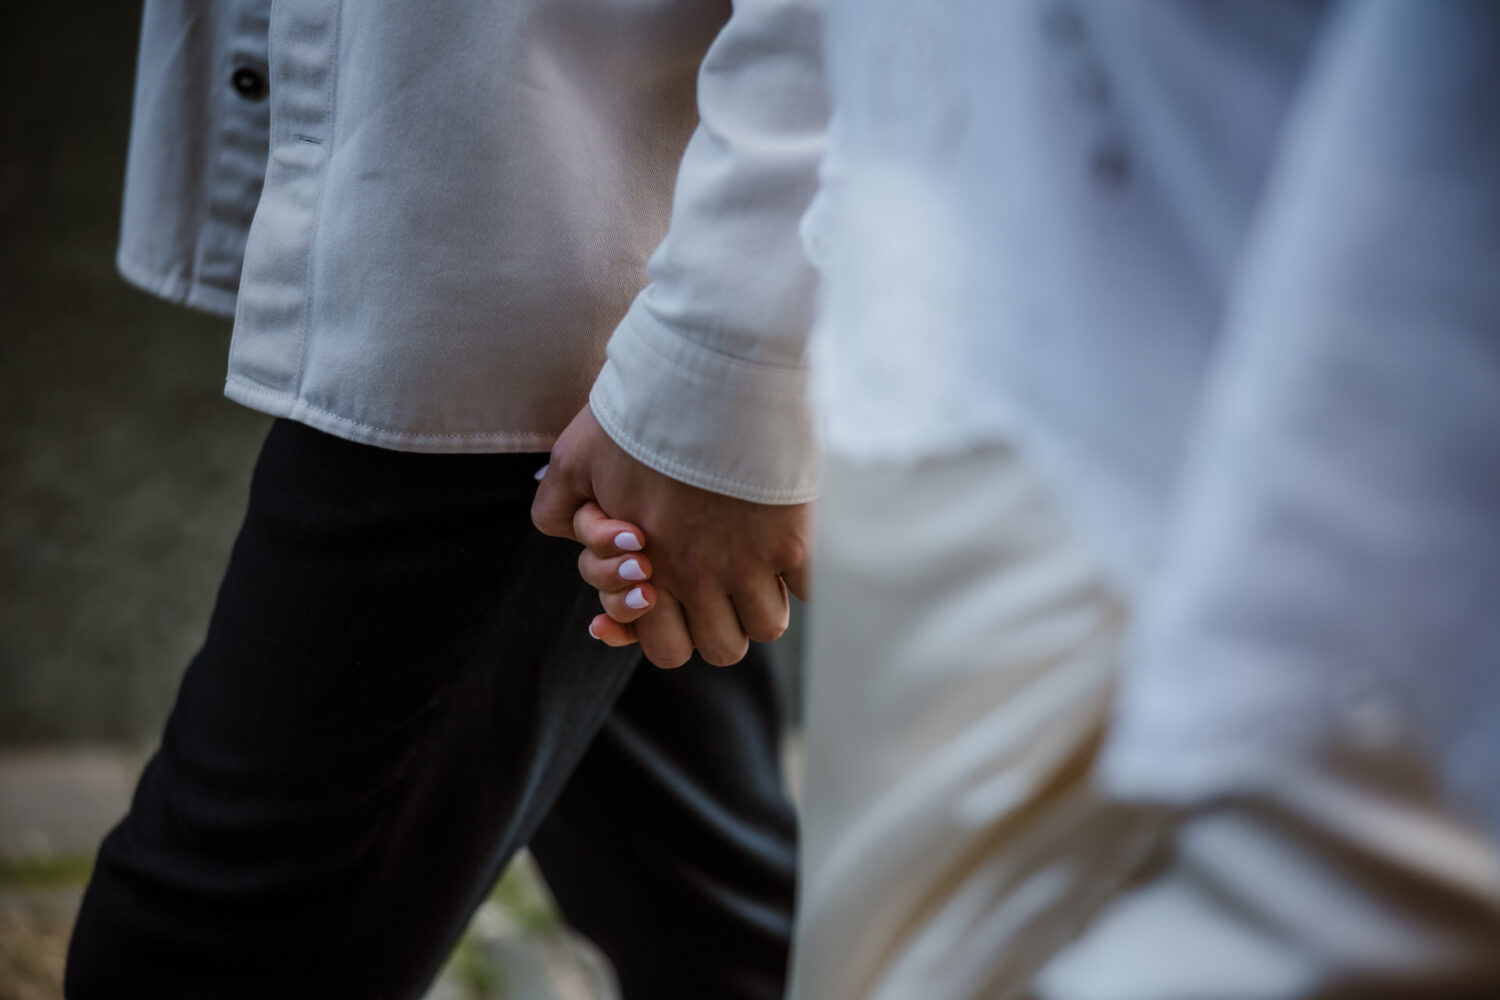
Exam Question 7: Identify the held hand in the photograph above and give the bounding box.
[569,500,657,626]
[532,405,811,668]
[567,499,653,648]
[567,505,732,670]
[551,495,700,667]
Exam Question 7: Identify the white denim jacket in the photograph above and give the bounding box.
[119,0,825,503]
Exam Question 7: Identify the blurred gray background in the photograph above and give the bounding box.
[1,3,269,747]
[1,6,271,993]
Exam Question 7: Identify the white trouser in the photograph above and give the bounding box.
[790,444,1500,1000]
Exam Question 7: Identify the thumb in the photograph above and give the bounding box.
[531,458,593,540]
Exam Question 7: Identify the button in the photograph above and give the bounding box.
[230,67,267,101]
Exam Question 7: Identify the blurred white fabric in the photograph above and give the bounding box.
[1036,748,1500,1000]
[807,0,1500,836]
[791,444,1161,1000]
[794,446,1500,1000]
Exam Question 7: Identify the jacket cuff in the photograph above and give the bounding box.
[589,301,821,505]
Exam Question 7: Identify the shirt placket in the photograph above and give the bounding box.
[229,0,340,397]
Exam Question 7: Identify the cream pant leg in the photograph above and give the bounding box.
[790,444,1500,1000]
[1033,746,1500,1000]
[789,444,1162,1000]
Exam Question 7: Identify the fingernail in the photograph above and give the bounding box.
[619,558,647,582]
[626,587,649,610]
[587,620,601,639]
[614,531,642,551]
[533,463,549,481]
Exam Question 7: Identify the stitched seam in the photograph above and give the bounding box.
[185,18,228,310]
[289,0,341,401]
[226,376,561,444]
[590,389,817,504]
[623,309,808,386]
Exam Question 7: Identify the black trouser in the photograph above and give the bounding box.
[66,419,797,1000]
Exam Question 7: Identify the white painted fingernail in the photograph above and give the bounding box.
[626,587,649,610]
[619,558,647,582]
[533,463,549,481]
[614,531,642,551]
[587,620,601,639]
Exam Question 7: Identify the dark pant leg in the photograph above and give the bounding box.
[66,420,643,999]
[529,645,799,1000]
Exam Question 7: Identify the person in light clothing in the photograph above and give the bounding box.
[566,2,1500,996]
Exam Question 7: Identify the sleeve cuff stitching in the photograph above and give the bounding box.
[590,388,819,505]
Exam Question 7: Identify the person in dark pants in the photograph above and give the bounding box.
[66,0,825,995]
[68,422,796,998]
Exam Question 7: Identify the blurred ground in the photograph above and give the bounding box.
[0,5,801,999]
[0,844,617,1000]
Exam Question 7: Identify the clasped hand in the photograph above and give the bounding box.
[532,405,810,668]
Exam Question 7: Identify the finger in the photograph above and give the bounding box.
[598,583,656,624]
[680,589,751,667]
[782,564,811,603]
[578,550,652,593]
[731,576,790,644]
[635,592,695,669]
[571,501,646,556]
[531,464,591,539]
[588,614,637,647]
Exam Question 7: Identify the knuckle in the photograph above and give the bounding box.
[699,638,749,668]
[531,496,574,539]
[647,644,692,670]
[603,597,637,623]
[746,619,787,644]
[529,499,553,535]
[638,625,692,669]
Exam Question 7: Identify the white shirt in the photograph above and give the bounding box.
[119,0,826,502]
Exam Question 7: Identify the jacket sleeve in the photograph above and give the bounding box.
[1101,0,1500,828]
[587,0,828,504]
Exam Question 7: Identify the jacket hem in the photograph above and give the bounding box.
[224,376,558,454]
